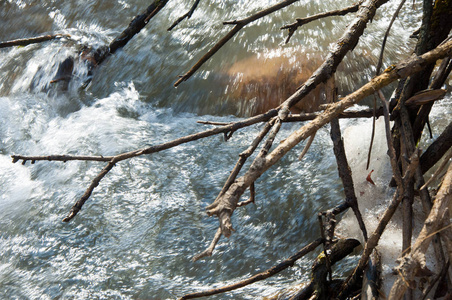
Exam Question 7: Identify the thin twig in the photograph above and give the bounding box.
[298,132,316,160]
[196,120,232,126]
[168,0,202,31]
[0,34,71,49]
[420,150,452,190]
[11,154,113,164]
[62,159,117,222]
[375,0,407,75]
[366,95,377,170]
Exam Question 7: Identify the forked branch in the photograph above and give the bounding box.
[281,1,363,44]
[174,0,300,86]
[208,0,450,239]
[168,0,202,31]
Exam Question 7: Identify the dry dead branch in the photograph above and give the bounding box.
[179,238,323,299]
[207,37,452,240]
[174,0,300,86]
[388,163,452,299]
[281,1,363,44]
[167,0,202,31]
[0,34,71,49]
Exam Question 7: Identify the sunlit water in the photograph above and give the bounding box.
[0,0,438,299]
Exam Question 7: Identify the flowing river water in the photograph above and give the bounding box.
[0,0,446,299]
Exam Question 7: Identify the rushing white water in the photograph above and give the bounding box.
[0,0,440,299]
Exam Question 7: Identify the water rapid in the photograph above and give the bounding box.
[0,0,440,299]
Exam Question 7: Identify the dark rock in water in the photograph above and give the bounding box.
[50,56,74,90]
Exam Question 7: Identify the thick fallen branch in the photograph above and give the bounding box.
[179,238,323,299]
[48,0,170,87]
[279,0,390,114]
[288,239,361,300]
[310,239,361,300]
[0,34,70,49]
[106,0,169,58]
[281,1,362,44]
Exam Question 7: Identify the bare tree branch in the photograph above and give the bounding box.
[389,163,452,300]
[298,132,316,160]
[328,77,368,241]
[59,111,277,221]
[337,149,420,299]
[0,34,71,49]
[174,0,300,86]
[281,1,363,44]
[11,154,113,164]
[208,0,450,239]
[179,238,323,299]
[192,228,222,262]
[375,0,407,75]
[168,0,202,31]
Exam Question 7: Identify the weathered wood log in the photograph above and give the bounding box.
[50,0,169,87]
